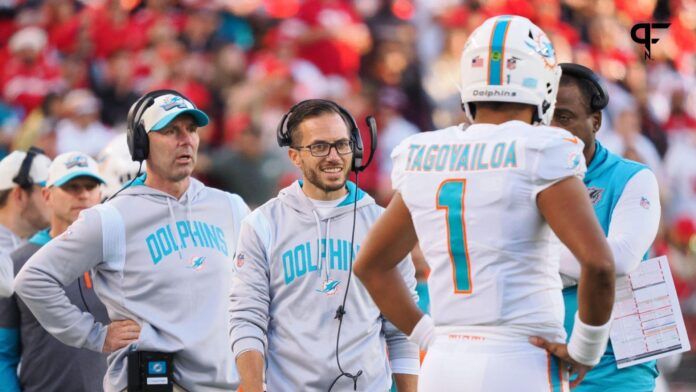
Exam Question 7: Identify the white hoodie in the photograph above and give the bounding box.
[229,180,419,391]
[15,176,250,391]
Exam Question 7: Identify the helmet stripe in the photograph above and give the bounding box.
[487,17,512,85]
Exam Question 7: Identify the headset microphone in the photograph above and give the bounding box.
[328,113,377,392]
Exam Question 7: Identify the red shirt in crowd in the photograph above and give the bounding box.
[296,0,363,77]
[0,53,63,115]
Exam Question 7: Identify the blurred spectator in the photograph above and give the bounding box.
[663,88,696,140]
[601,106,664,178]
[664,128,696,223]
[91,50,140,127]
[197,124,285,209]
[422,7,470,129]
[666,217,696,309]
[1,26,63,116]
[0,101,21,157]
[293,0,372,77]
[11,92,62,156]
[374,86,419,203]
[55,89,113,156]
[181,9,221,53]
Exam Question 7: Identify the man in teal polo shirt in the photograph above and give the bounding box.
[0,151,108,391]
[551,63,661,391]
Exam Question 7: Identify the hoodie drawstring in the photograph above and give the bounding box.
[166,198,183,260]
[311,210,323,278]
[312,210,334,284]
[186,195,193,227]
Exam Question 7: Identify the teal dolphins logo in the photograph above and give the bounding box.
[188,256,206,271]
[316,279,341,295]
[160,96,188,111]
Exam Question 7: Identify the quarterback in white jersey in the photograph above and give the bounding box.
[391,122,584,342]
[355,15,616,392]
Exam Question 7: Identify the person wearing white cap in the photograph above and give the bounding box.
[0,151,109,392]
[0,148,51,298]
[55,89,115,157]
[97,133,146,201]
[15,90,250,392]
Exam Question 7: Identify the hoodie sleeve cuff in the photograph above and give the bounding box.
[83,322,108,353]
[390,358,420,375]
[232,337,265,359]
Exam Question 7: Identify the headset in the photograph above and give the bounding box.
[559,63,609,112]
[126,89,194,162]
[110,89,194,201]
[277,100,377,391]
[13,146,45,189]
[276,99,377,172]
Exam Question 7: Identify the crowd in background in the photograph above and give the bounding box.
[0,0,695,383]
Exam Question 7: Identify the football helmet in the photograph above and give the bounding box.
[460,15,562,125]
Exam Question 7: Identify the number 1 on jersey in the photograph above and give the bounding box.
[436,179,473,294]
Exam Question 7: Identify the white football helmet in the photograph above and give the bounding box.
[97,133,144,199]
[460,15,562,125]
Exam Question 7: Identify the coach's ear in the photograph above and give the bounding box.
[591,111,601,135]
[288,147,302,169]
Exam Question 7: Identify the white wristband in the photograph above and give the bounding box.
[567,312,611,366]
[408,315,435,351]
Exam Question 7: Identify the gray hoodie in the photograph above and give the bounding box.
[15,176,250,392]
[229,181,419,392]
[0,223,24,298]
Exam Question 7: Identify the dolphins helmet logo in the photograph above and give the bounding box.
[525,30,557,69]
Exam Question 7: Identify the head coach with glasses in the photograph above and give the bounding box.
[15,90,250,392]
[229,99,419,392]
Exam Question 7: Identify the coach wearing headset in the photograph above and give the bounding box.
[0,148,51,298]
[15,90,250,392]
[0,152,108,392]
[229,99,419,392]
[550,64,661,391]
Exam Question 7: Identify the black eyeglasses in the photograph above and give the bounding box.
[292,140,354,157]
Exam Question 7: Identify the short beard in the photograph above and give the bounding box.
[303,166,347,193]
[21,199,48,231]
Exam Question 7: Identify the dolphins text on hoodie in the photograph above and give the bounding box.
[14,177,250,392]
[229,181,420,392]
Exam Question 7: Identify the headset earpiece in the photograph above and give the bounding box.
[12,146,44,189]
[126,89,194,162]
[275,99,370,172]
[334,104,363,171]
[559,63,609,112]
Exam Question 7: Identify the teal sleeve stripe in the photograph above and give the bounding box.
[0,327,21,392]
[415,281,430,315]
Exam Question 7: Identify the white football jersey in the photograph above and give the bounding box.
[391,120,586,341]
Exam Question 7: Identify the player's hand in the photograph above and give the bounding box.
[103,319,141,353]
[529,336,591,389]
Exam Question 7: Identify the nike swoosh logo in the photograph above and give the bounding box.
[563,137,579,144]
